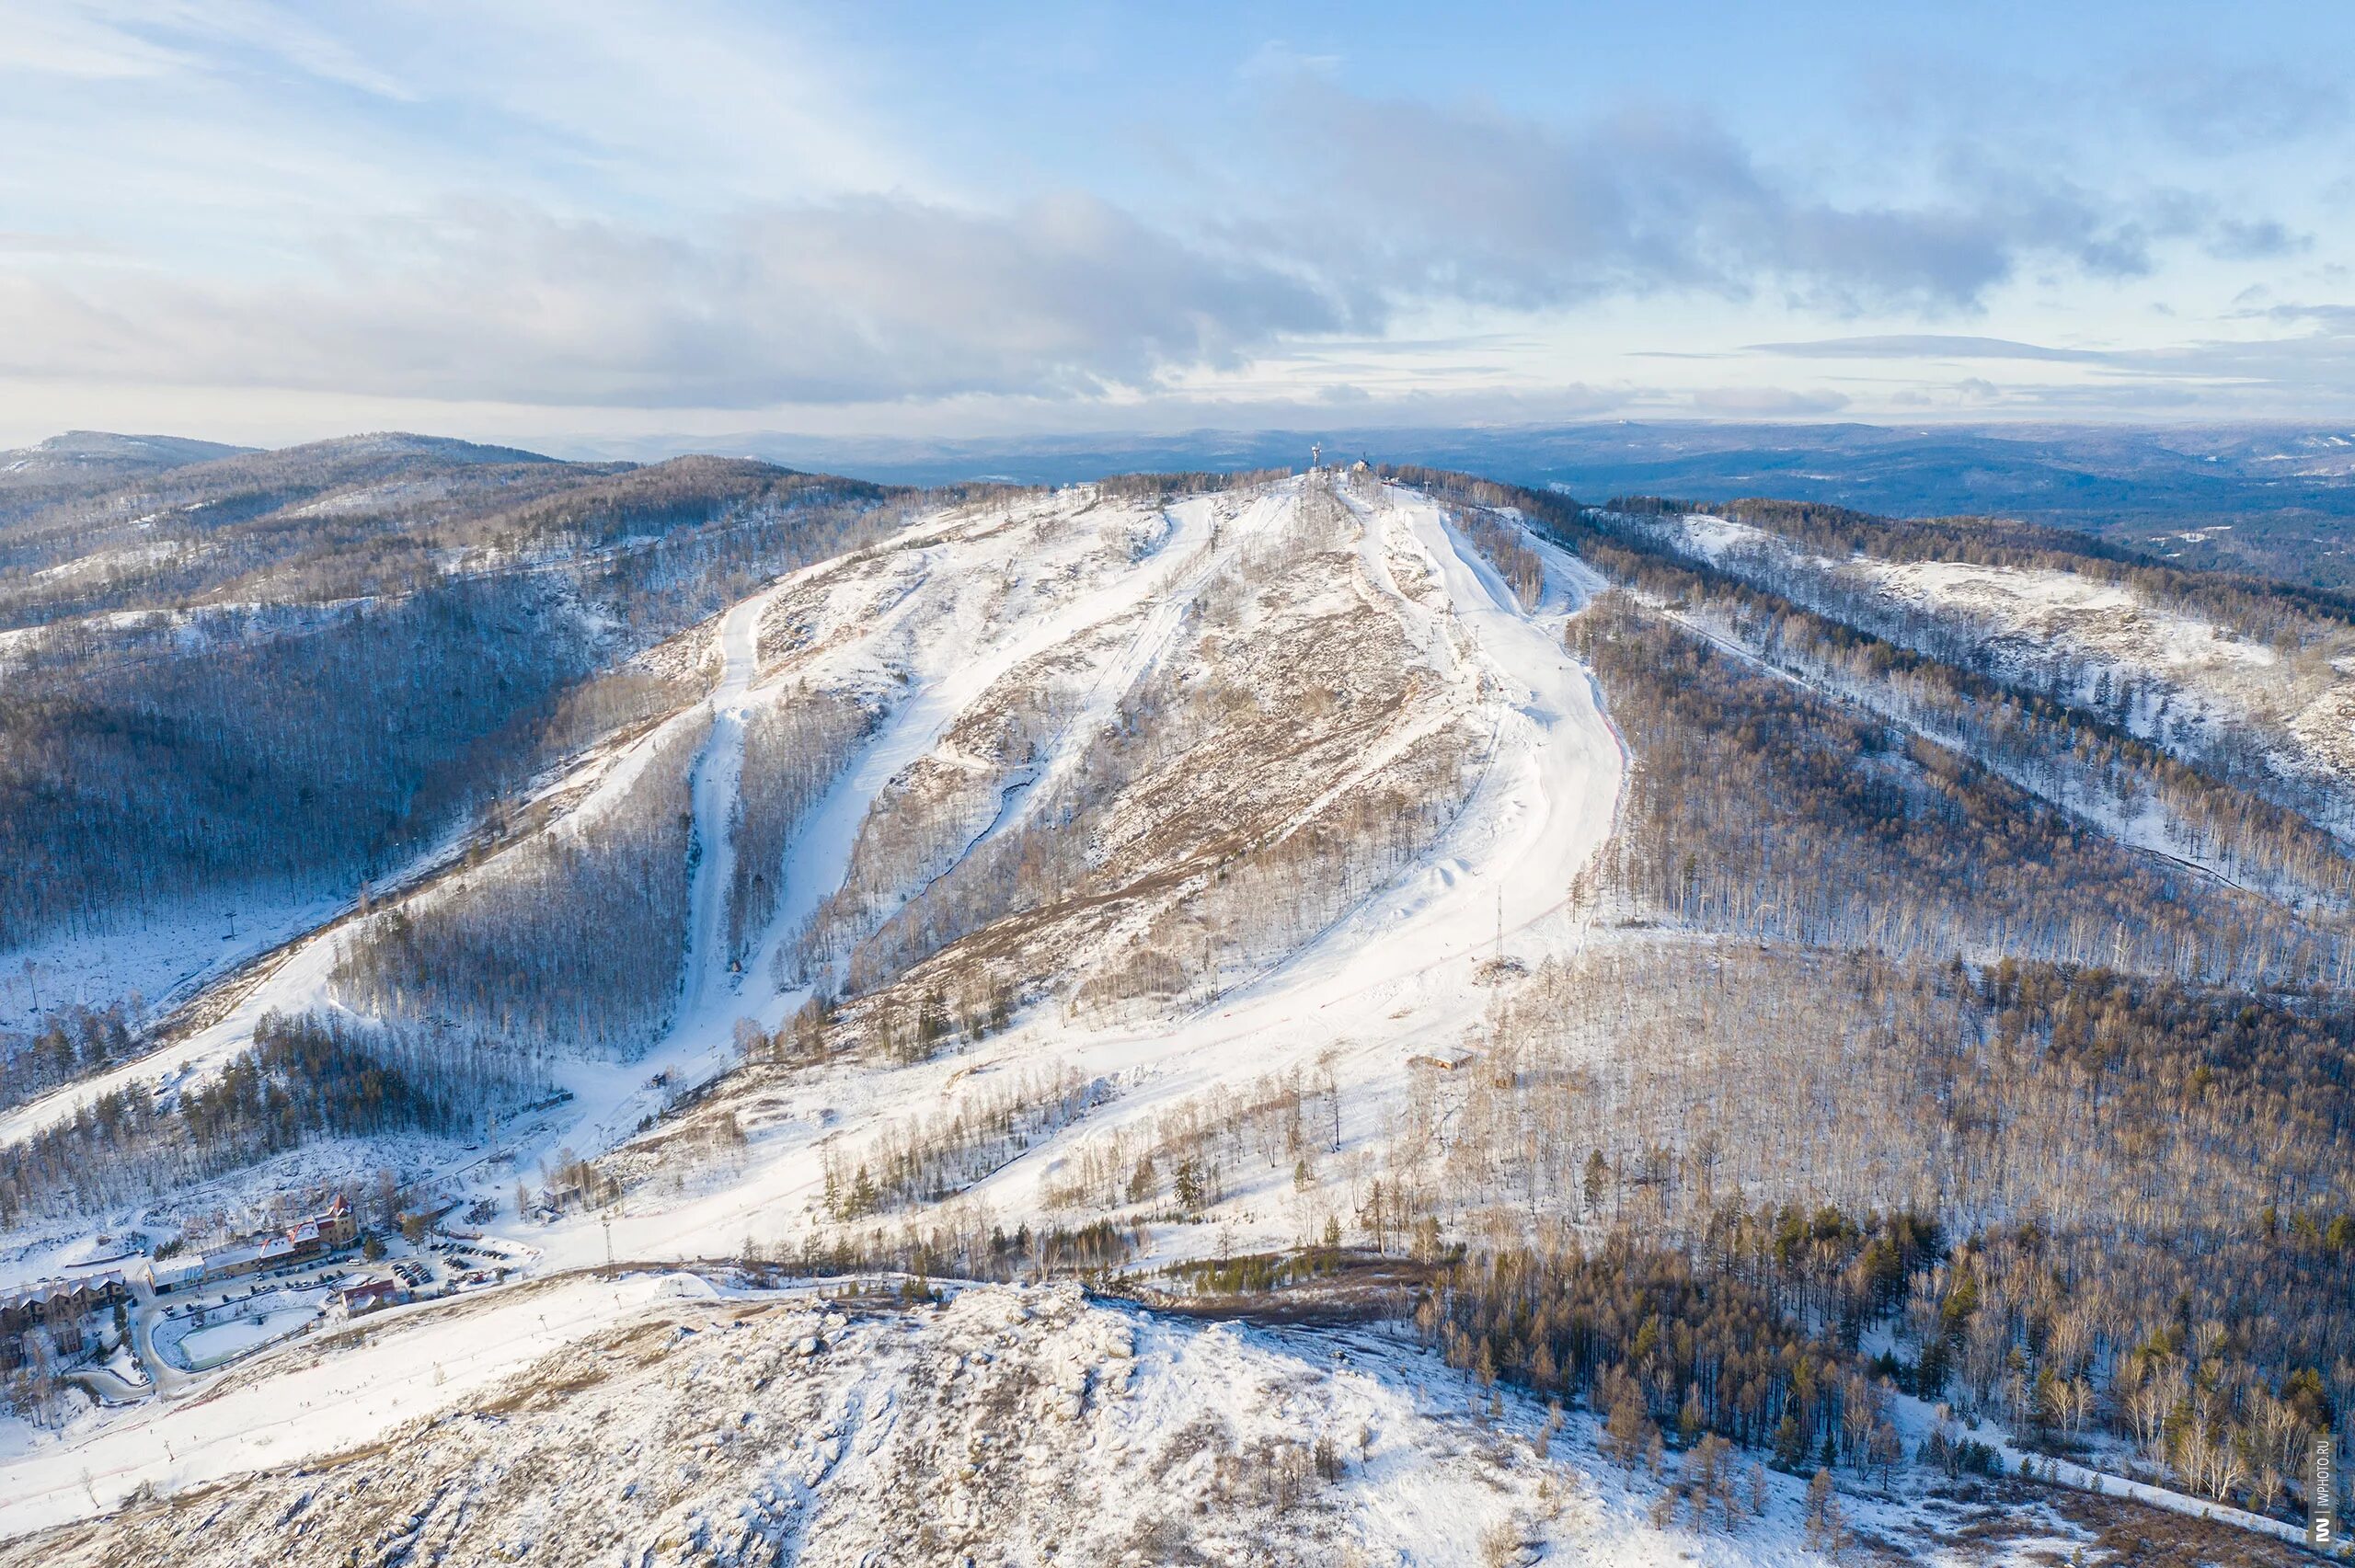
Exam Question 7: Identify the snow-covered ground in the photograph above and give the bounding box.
[1667,510,2283,679]
[1645,508,2355,857]
[153,1294,318,1373]
[502,477,1624,1271]
[0,888,343,1039]
[0,1276,1857,1565]
[2,475,2316,1562]
[1859,555,2278,676]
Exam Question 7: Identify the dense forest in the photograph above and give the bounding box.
[0,450,905,969]
[0,1002,132,1116]
[1572,594,2347,985]
[1626,556,2355,910]
[329,718,702,1059]
[1614,490,2355,643]
[0,1010,500,1228]
[1426,961,2355,1516]
[727,688,876,960]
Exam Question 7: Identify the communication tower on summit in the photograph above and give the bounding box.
[1309,441,1322,472]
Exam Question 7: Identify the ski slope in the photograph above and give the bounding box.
[546,476,1625,1265]
[0,476,1634,1523]
[5,475,2311,1562]
[6,475,1621,1249]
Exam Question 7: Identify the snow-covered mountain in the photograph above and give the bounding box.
[0,452,2344,1566]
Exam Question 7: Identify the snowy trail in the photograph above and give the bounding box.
[1109,483,1619,1036]
[525,489,1244,1265]
[0,693,720,1156]
[977,493,1235,849]
[744,492,1226,1000]
[588,480,1626,1262]
[2,477,1621,1484]
[684,591,768,1010]
[999,483,1623,1162]
[534,590,775,1154]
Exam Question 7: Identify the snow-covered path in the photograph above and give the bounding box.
[742,491,1226,1005]
[574,479,1626,1262]
[951,484,1625,1226]
[684,594,765,1013]
[1077,483,1621,1077]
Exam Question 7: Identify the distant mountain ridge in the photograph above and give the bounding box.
[1,429,255,470]
[565,419,2355,589]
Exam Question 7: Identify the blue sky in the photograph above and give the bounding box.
[3,1,2351,448]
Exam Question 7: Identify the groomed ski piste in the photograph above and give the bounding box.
[556,474,1627,1270]
[0,475,1648,1532]
[1,475,2293,1562]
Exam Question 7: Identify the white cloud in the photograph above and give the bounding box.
[0,8,2348,434]
[0,196,1346,406]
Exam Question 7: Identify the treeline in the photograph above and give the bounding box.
[1038,1060,1343,1225]
[1609,550,2355,910]
[753,1207,1142,1284]
[1624,491,2355,648]
[331,717,700,1059]
[0,435,584,629]
[816,1065,1112,1220]
[524,479,910,658]
[1457,507,1545,609]
[0,1010,499,1227]
[0,1001,132,1114]
[1095,468,1293,503]
[1436,1227,1916,1477]
[1,454,905,961]
[1001,930,2355,1514]
[1627,510,2354,830]
[1629,502,2355,852]
[1466,949,2355,1259]
[454,456,890,555]
[727,688,875,959]
[1430,943,2355,1515]
[1573,594,2348,987]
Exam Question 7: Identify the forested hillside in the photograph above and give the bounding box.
[6,456,2353,1563]
[0,441,909,1036]
[1354,467,2355,1524]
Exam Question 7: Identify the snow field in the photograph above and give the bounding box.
[1,475,1639,1540]
[564,478,1625,1270]
[0,1279,1850,1565]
